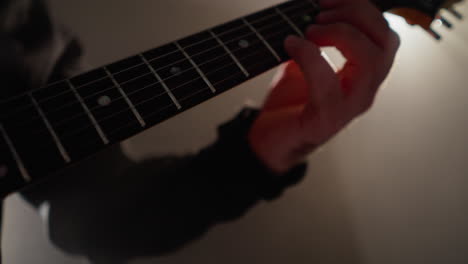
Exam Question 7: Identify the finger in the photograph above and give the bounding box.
[284,35,341,107]
[306,23,380,95]
[316,4,390,48]
[262,62,310,111]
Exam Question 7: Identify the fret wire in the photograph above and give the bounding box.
[73,64,149,90]
[66,7,276,91]
[0,123,31,182]
[139,2,312,70]
[275,7,304,37]
[242,18,281,62]
[61,70,247,148]
[175,41,216,93]
[97,11,307,93]
[29,94,71,163]
[25,33,289,155]
[139,54,182,109]
[101,1,312,76]
[60,53,280,148]
[103,66,147,127]
[0,1,319,192]
[109,9,308,89]
[116,72,153,88]
[41,1,310,92]
[38,30,256,121]
[39,35,289,141]
[209,30,250,77]
[7,7,318,133]
[309,0,320,10]
[15,20,302,138]
[141,1,311,61]
[2,6,316,120]
[56,88,167,140]
[79,13,298,97]
[137,0,312,63]
[36,42,241,128]
[83,8,312,103]
[9,15,304,136]
[67,80,109,144]
[69,2,297,90]
[2,1,316,120]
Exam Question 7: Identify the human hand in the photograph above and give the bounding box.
[248,0,400,174]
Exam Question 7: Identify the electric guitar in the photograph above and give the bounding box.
[0,0,463,198]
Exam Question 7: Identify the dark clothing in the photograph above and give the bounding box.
[0,0,307,262]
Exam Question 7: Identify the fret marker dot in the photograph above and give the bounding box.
[303,15,313,23]
[170,67,182,76]
[239,39,249,48]
[0,165,7,178]
[98,95,112,106]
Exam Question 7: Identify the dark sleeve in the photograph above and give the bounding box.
[31,107,308,261]
[189,107,307,221]
[1,1,308,259]
[54,107,308,260]
[121,107,308,224]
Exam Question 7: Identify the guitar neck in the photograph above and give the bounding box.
[1,0,443,197]
[0,0,320,197]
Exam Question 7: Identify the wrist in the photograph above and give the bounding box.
[248,131,290,175]
[247,109,308,175]
[212,107,307,200]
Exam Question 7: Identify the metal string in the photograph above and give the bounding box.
[0,0,313,115]
[7,8,314,129]
[32,34,288,141]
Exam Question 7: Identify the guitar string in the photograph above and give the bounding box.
[67,6,314,108]
[70,0,313,88]
[42,4,315,112]
[1,9,314,129]
[7,8,314,129]
[50,13,306,117]
[59,37,287,140]
[26,43,284,154]
[29,33,289,141]
[47,37,281,131]
[0,0,313,113]
[8,13,306,130]
[52,49,284,153]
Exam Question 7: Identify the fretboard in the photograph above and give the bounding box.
[0,0,319,197]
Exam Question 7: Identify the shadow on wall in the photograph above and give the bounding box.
[16,1,364,264]
[19,146,363,264]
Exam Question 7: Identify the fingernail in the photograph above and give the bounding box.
[284,35,303,49]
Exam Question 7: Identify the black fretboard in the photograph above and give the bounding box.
[0,0,320,197]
